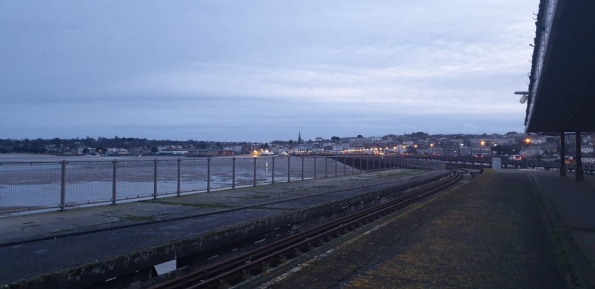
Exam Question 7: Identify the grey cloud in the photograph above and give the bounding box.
[0,0,537,141]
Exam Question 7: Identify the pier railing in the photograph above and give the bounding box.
[0,155,444,214]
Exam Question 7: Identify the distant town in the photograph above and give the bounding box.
[1,131,593,159]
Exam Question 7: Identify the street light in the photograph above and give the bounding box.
[515,91,529,104]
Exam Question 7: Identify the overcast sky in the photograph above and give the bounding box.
[1,1,538,142]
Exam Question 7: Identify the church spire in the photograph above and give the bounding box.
[298,131,303,144]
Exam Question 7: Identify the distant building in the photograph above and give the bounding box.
[443,142,461,156]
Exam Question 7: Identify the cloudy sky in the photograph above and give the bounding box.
[1,1,538,142]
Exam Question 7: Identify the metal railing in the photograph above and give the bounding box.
[0,155,443,214]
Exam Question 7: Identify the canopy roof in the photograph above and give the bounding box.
[524,0,595,133]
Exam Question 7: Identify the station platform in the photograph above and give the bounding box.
[261,169,595,289]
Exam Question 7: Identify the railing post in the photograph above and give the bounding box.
[272,157,275,184]
[253,156,257,186]
[60,160,66,210]
[335,157,338,176]
[325,157,328,178]
[314,156,317,179]
[301,156,304,181]
[177,158,181,196]
[232,157,236,189]
[207,158,211,192]
[360,157,363,173]
[287,156,291,182]
[112,160,117,205]
[576,131,584,181]
[153,159,158,200]
[560,131,567,176]
[344,156,347,175]
[352,156,355,174]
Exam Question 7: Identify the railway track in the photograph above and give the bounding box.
[146,171,464,289]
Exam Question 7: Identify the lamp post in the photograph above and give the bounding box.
[515,91,529,104]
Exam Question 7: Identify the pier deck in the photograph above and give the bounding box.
[0,169,448,288]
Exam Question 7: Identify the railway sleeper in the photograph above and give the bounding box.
[260,261,271,272]
[241,269,252,281]
[218,279,230,289]
[316,237,325,246]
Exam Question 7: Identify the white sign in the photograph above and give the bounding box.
[492,158,501,170]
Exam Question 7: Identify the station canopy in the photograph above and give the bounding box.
[524,0,595,133]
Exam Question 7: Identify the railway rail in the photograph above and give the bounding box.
[147,170,466,289]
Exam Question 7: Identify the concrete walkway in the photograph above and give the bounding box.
[528,170,595,288]
[0,169,432,246]
[263,169,595,289]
